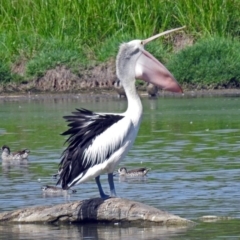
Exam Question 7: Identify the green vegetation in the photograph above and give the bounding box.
[0,0,240,87]
[167,37,240,88]
[0,61,12,83]
[26,39,86,77]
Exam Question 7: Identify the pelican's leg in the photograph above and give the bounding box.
[95,176,109,199]
[108,173,117,197]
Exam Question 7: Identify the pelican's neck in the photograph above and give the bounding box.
[122,78,143,126]
[116,42,143,125]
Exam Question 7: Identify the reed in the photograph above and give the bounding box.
[173,0,240,37]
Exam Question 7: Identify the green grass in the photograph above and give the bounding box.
[0,0,240,86]
[0,61,12,83]
[173,0,240,37]
[26,38,86,77]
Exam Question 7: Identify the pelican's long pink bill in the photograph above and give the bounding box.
[135,26,185,93]
[135,49,182,93]
[142,26,186,45]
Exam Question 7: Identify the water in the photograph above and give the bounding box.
[0,94,240,239]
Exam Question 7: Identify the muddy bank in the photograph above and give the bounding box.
[1,61,240,98]
[1,88,240,102]
[1,62,117,94]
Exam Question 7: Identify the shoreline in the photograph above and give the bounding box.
[1,88,240,101]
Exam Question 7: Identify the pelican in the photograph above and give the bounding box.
[118,167,151,177]
[57,27,184,199]
[1,145,30,161]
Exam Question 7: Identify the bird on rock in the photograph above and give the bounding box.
[56,26,184,199]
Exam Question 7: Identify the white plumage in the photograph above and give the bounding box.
[57,27,184,199]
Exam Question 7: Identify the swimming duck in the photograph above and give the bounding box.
[114,79,126,98]
[13,149,30,159]
[42,185,76,194]
[1,145,30,161]
[118,167,151,177]
[146,83,159,97]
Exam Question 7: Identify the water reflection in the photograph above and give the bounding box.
[1,160,29,177]
[116,175,149,183]
[0,223,191,240]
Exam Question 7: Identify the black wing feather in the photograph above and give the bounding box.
[57,108,124,189]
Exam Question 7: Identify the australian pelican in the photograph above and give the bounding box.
[57,27,184,199]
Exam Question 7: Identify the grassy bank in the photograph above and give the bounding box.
[0,0,240,88]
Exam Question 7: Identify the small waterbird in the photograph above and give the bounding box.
[56,26,184,199]
[1,145,30,161]
[118,167,151,177]
[146,83,159,97]
[114,79,126,98]
[42,185,76,194]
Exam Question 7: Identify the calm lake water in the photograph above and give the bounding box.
[0,93,240,239]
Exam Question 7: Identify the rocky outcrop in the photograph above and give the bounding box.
[0,198,194,226]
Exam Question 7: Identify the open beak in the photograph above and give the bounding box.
[135,26,185,93]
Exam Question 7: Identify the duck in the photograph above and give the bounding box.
[19,149,30,159]
[42,185,77,194]
[1,145,30,161]
[118,167,151,177]
[114,79,126,98]
[56,26,184,199]
[146,83,159,97]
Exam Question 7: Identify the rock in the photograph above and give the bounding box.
[0,198,194,225]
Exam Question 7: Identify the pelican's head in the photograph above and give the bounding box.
[116,27,185,93]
